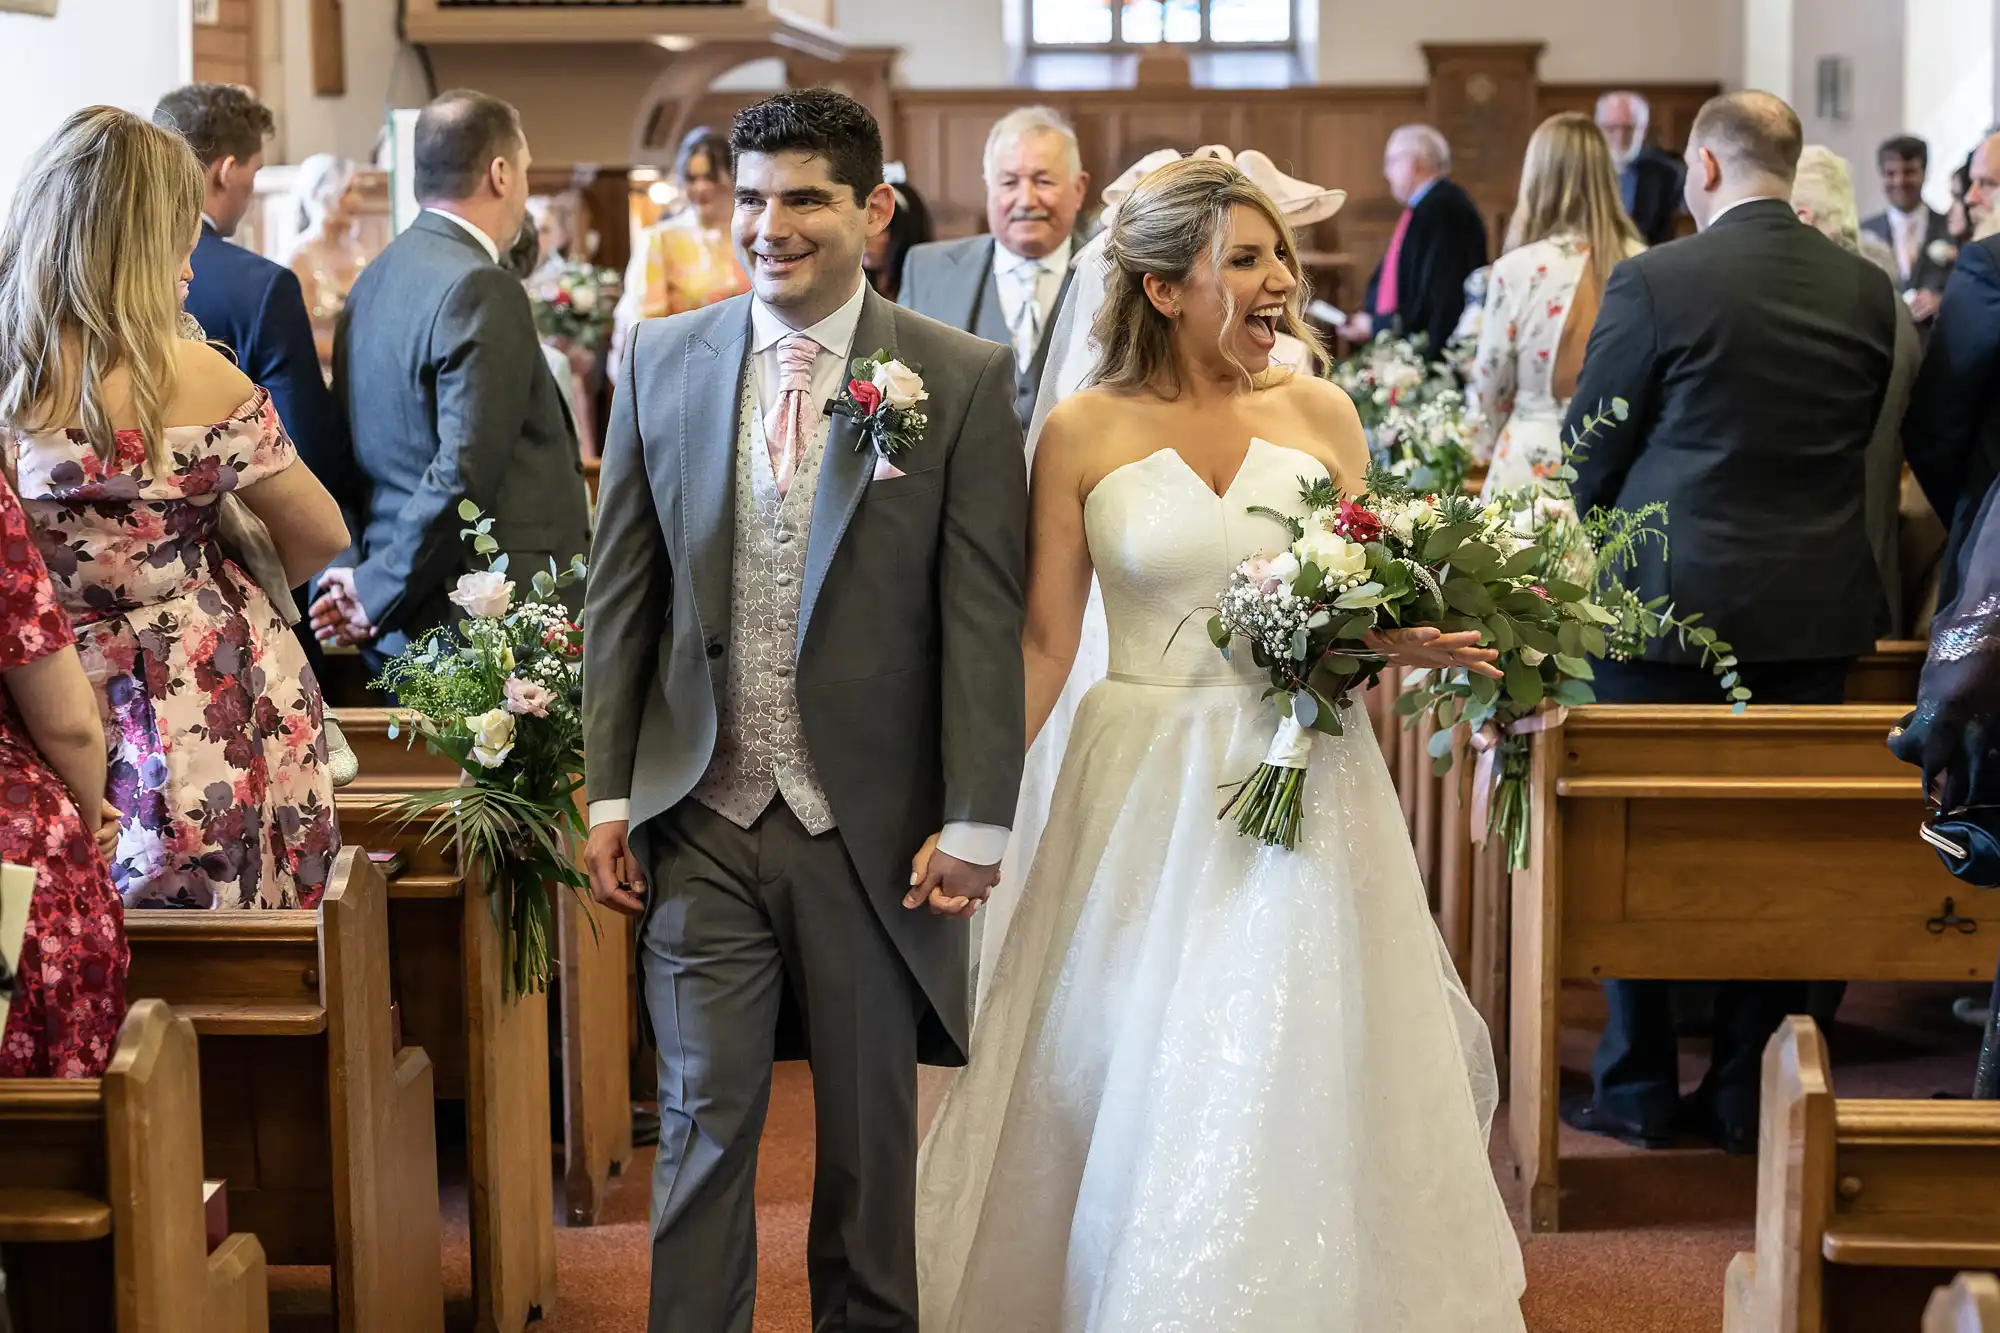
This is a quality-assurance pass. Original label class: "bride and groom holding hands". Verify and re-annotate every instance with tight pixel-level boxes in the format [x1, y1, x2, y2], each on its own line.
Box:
[582, 87, 1526, 1332]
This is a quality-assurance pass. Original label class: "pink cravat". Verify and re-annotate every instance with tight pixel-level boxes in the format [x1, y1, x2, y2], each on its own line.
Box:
[1376, 208, 1413, 317]
[764, 332, 820, 498]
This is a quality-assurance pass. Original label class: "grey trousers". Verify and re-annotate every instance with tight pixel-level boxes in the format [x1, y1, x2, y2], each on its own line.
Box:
[636, 799, 924, 1333]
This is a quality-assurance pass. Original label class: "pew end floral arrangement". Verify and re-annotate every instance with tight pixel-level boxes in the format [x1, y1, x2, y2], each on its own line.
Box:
[1378, 386, 1484, 499]
[1327, 332, 1457, 437]
[529, 259, 622, 350]
[1396, 399, 1745, 868]
[1205, 399, 1742, 856]
[371, 501, 589, 998]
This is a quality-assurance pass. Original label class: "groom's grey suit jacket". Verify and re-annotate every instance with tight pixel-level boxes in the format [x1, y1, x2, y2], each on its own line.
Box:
[583, 286, 1029, 1061]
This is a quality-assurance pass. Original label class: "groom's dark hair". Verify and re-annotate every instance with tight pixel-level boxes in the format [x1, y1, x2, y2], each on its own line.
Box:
[731, 88, 884, 205]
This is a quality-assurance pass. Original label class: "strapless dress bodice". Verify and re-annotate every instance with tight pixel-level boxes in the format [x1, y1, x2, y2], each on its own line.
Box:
[1083, 436, 1330, 687]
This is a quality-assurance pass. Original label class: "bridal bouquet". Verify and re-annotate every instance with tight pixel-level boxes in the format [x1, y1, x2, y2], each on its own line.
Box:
[1378, 387, 1484, 498]
[371, 501, 590, 998]
[1208, 472, 1618, 848]
[529, 259, 622, 349]
[1395, 399, 1745, 867]
[1327, 332, 1456, 436]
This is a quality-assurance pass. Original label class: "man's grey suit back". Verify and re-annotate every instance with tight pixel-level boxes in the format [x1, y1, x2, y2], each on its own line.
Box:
[583, 287, 1027, 1063]
[897, 233, 1071, 431]
[335, 211, 590, 651]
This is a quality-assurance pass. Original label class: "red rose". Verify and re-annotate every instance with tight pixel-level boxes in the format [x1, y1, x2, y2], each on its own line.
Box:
[847, 379, 883, 414]
[554, 291, 573, 308]
[1334, 499, 1383, 544]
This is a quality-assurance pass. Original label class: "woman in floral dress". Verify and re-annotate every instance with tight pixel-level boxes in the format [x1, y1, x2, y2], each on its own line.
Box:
[0, 480, 129, 1076]
[1471, 113, 1645, 496]
[0, 107, 352, 911]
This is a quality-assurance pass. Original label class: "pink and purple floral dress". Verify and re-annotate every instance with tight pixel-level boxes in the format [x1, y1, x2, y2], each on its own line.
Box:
[11, 390, 340, 910]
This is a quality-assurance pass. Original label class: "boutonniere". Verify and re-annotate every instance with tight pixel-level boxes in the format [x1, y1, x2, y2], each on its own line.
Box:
[828, 350, 929, 459]
[1928, 238, 1959, 267]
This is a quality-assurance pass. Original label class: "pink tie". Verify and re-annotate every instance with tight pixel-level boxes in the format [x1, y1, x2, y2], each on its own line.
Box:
[764, 332, 820, 499]
[1376, 208, 1413, 317]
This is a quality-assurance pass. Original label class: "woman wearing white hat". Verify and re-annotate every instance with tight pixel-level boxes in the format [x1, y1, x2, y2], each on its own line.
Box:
[913, 154, 1527, 1331]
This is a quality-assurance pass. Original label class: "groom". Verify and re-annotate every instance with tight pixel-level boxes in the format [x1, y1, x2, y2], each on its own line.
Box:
[581, 88, 1028, 1332]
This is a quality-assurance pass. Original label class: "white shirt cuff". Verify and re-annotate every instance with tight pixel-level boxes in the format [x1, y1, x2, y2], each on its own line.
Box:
[587, 799, 631, 829]
[936, 821, 1010, 867]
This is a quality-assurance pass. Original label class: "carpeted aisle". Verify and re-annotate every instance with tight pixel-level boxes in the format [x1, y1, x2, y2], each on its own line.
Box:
[267, 981, 1986, 1331]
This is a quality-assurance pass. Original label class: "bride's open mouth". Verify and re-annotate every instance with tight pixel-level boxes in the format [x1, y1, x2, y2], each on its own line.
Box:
[1245, 303, 1282, 351]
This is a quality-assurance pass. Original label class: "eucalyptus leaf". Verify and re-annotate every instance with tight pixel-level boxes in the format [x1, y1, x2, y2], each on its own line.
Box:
[1504, 659, 1543, 709]
[1443, 579, 1495, 615]
[1468, 670, 1500, 703]
[1557, 621, 1584, 657]
[1427, 727, 1456, 759]
[1553, 678, 1597, 706]
[457, 499, 481, 521]
[474, 534, 500, 555]
[1554, 654, 1594, 680]
[1499, 546, 1545, 579]
[1292, 690, 1319, 729]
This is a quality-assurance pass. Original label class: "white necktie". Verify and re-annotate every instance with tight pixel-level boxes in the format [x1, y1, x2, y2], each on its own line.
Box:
[1898, 214, 1919, 283]
[1010, 261, 1046, 372]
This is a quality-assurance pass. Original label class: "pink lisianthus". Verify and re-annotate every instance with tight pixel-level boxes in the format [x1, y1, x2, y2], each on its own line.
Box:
[504, 677, 557, 718]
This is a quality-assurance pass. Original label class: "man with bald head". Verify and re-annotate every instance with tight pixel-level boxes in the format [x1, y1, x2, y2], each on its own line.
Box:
[1597, 90, 1686, 244]
[1342, 123, 1488, 355]
[1563, 90, 1899, 1155]
[1905, 130, 2000, 617]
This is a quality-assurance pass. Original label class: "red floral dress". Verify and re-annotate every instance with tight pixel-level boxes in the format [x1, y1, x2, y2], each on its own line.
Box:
[12, 391, 339, 910]
[0, 482, 128, 1077]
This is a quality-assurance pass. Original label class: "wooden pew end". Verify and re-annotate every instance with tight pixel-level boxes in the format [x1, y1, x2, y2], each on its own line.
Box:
[1722, 1251, 1755, 1333]
[206, 1231, 271, 1333]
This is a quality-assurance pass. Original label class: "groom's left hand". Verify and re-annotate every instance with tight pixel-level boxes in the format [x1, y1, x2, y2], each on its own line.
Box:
[904, 834, 999, 918]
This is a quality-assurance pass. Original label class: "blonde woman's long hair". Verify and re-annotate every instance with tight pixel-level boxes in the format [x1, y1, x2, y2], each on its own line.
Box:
[1091, 156, 1323, 397]
[0, 106, 205, 476]
[1504, 112, 1644, 296]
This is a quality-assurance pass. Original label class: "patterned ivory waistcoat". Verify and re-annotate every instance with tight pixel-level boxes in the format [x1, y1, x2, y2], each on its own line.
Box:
[688, 372, 836, 834]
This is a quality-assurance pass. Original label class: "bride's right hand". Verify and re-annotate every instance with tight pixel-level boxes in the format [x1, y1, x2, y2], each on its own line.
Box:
[1363, 626, 1504, 678]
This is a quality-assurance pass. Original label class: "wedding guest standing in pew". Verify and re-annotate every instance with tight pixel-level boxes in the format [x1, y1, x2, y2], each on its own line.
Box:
[153, 85, 360, 677]
[1597, 90, 1687, 246]
[1904, 130, 2000, 623]
[313, 90, 590, 663]
[0, 107, 350, 910]
[1339, 124, 1489, 357]
[1560, 91, 1899, 1154]
[0, 480, 127, 1076]
[898, 106, 1089, 431]
[1469, 111, 1645, 495]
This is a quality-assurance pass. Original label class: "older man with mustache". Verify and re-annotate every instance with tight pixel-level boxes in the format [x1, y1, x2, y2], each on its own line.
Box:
[897, 106, 1090, 430]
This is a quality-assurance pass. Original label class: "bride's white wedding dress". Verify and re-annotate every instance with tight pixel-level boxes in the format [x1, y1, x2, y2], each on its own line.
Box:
[915, 436, 1526, 1332]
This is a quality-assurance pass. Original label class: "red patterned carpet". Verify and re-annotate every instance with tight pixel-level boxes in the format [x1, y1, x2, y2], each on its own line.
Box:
[265, 980, 1987, 1332]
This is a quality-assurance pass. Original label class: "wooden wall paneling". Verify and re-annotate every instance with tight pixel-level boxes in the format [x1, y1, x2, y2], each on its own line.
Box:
[1424, 44, 1546, 248]
[1537, 82, 1719, 155]
[311, 0, 346, 96]
[192, 0, 258, 89]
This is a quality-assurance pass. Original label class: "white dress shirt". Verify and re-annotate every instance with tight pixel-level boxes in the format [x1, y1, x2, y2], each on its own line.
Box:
[1884, 203, 1926, 283]
[587, 275, 1011, 867]
[423, 205, 501, 263]
[1706, 195, 1789, 229]
[993, 236, 1071, 369]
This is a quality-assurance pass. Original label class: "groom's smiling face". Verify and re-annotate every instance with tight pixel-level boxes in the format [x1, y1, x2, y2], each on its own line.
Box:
[734, 149, 893, 326]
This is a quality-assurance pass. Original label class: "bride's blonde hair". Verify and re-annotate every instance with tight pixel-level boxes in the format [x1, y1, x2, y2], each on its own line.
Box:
[1090, 156, 1323, 397]
[0, 106, 204, 476]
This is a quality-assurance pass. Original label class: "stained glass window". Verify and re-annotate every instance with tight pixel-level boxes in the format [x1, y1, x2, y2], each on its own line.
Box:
[1030, 0, 1291, 47]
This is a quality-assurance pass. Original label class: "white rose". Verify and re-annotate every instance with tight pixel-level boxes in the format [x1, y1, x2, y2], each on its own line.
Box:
[569, 284, 597, 314]
[450, 571, 514, 620]
[467, 707, 517, 769]
[1294, 529, 1368, 581]
[1268, 551, 1302, 585]
[871, 360, 929, 410]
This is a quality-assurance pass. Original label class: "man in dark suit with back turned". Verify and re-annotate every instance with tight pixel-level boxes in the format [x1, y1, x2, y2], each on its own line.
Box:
[896, 105, 1088, 432]
[1340, 123, 1488, 358]
[311, 90, 589, 661]
[1561, 90, 1898, 1154]
[153, 84, 357, 665]
[1903, 130, 2000, 619]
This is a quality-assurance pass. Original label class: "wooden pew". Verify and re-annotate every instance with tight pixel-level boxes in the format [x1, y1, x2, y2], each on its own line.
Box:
[0, 999, 268, 1333]
[124, 848, 444, 1333]
[339, 706, 634, 1228]
[1722, 1017, 2000, 1333]
[1509, 706, 1984, 1233]
[1928, 1274, 2000, 1333]
[1845, 640, 1927, 703]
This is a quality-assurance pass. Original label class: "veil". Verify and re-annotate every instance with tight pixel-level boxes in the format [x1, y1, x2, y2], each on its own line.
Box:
[969, 146, 1346, 1013]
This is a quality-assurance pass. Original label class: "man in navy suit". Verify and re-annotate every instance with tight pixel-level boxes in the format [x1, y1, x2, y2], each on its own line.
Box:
[154, 85, 358, 665]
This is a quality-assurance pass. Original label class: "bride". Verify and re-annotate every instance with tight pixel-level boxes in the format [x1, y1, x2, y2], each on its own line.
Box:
[911, 156, 1528, 1330]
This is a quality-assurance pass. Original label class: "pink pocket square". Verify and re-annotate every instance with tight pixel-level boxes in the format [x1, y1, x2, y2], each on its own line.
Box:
[871, 457, 906, 482]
